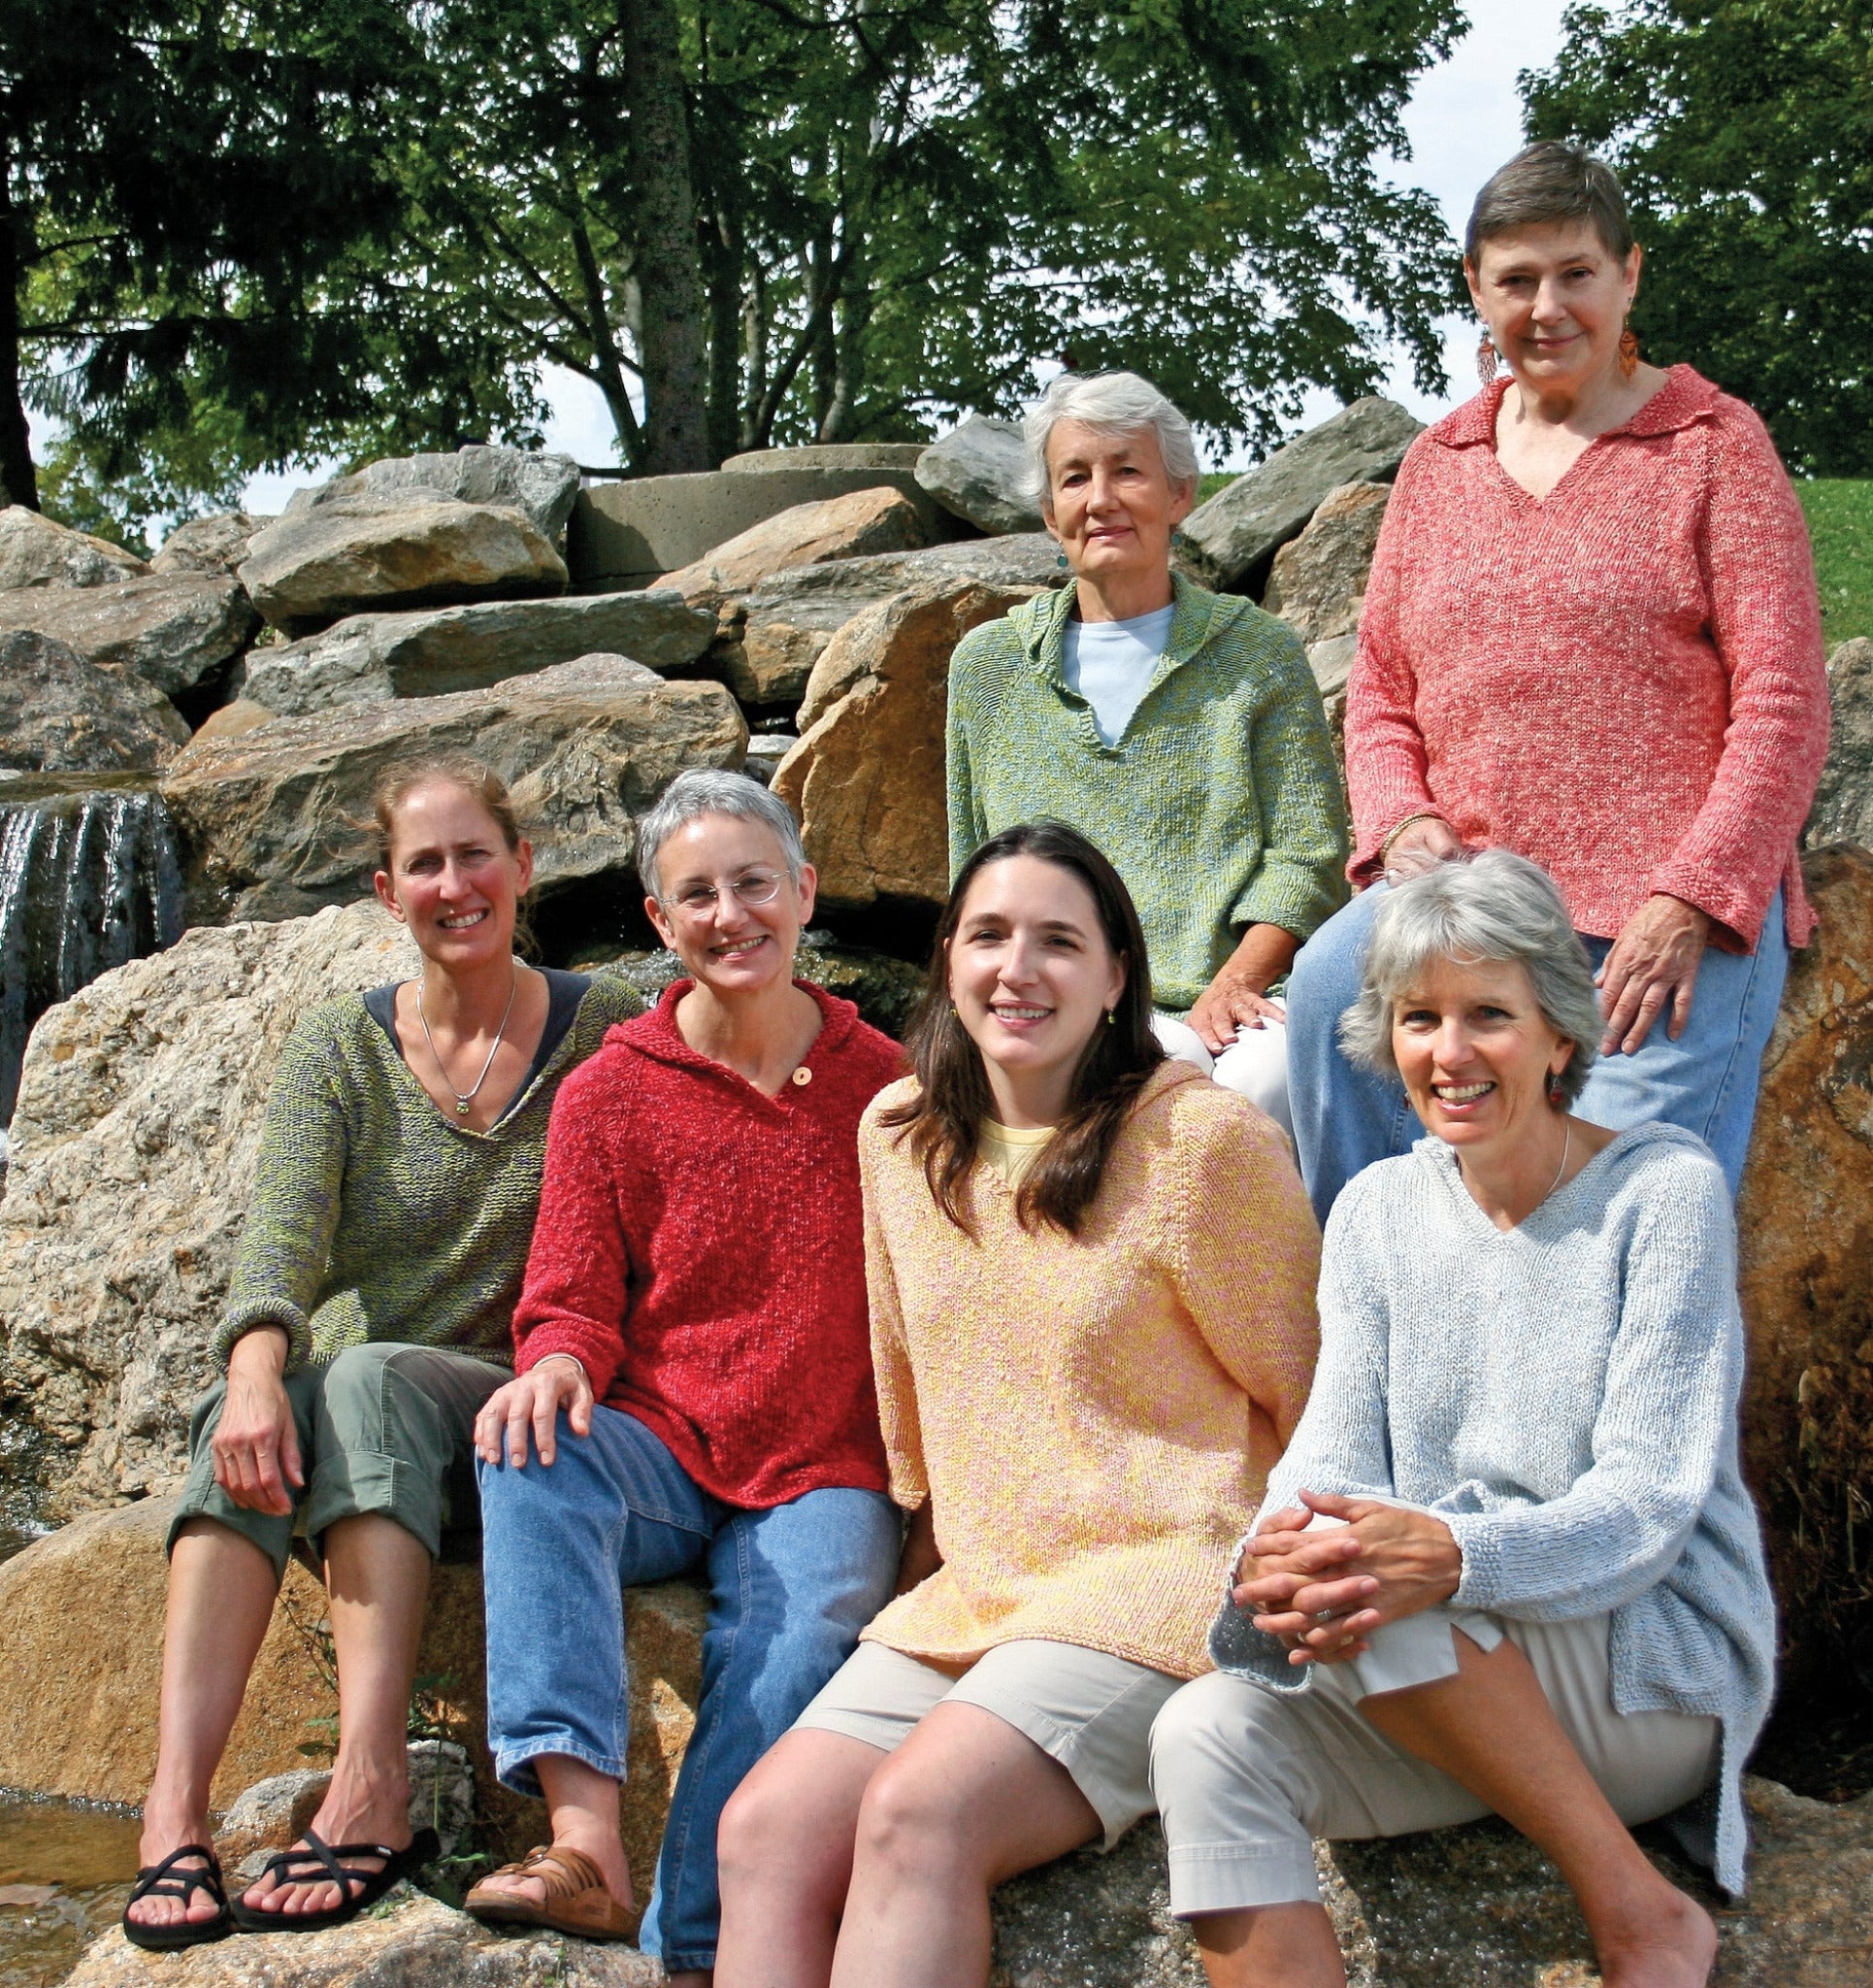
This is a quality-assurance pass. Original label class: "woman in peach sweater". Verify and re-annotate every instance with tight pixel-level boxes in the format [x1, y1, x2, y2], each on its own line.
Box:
[714, 820, 1320, 1988]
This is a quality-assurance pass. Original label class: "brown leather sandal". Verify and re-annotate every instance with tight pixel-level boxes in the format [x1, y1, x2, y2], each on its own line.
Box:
[464, 1843, 640, 1942]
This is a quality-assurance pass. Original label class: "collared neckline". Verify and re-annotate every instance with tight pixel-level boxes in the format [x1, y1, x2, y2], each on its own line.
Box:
[1427, 363, 1723, 452]
[621, 977, 857, 1097]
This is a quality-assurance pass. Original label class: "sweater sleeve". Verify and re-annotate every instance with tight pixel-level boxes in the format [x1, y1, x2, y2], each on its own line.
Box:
[1229, 630, 1352, 942]
[1343, 450, 1445, 884]
[860, 1121, 928, 1510]
[1647, 403, 1830, 947]
[510, 1071, 633, 1397]
[1446, 1159, 1742, 1620]
[945, 631, 993, 879]
[214, 1010, 350, 1373]
[1169, 1098, 1320, 1444]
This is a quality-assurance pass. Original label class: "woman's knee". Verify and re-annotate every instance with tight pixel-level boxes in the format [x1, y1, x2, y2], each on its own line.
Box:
[853, 1749, 975, 1874]
[1149, 1673, 1282, 1800]
[718, 1744, 856, 1905]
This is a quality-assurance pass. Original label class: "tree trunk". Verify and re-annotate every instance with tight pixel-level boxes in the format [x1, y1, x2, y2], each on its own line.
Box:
[704, 205, 742, 468]
[0, 178, 40, 511]
[620, 0, 710, 475]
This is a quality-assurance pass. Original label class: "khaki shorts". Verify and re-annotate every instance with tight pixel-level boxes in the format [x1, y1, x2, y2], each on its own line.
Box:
[795, 1637, 1183, 1848]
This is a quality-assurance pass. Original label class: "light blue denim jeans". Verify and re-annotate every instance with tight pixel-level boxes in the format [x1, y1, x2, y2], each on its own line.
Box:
[1286, 882, 1790, 1225]
[477, 1404, 901, 1971]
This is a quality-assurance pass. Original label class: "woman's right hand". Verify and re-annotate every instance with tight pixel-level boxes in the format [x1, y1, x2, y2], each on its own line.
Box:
[474, 1355, 593, 1470]
[1383, 816, 1467, 880]
[212, 1327, 303, 1515]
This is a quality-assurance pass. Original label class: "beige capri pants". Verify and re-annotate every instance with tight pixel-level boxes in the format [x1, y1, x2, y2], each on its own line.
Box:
[796, 1638, 1184, 1849]
[1148, 1606, 1721, 1918]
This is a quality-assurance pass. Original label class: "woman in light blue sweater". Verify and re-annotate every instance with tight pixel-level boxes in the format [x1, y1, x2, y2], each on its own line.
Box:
[1149, 850, 1773, 1988]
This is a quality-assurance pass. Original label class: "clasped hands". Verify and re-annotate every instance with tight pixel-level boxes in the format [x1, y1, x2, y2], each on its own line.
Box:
[1233, 1488, 1462, 1668]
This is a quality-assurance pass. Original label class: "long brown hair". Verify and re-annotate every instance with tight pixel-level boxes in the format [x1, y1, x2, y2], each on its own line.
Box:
[881, 821, 1165, 1237]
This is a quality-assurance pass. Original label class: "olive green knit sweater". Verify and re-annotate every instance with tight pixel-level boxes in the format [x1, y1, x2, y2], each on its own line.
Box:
[213, 973, 641, 1372]
[946, 575, 1349, 1012]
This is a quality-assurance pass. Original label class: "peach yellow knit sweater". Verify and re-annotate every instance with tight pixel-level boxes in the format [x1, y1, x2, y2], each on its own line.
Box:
[856, 1063, 1320, 1679]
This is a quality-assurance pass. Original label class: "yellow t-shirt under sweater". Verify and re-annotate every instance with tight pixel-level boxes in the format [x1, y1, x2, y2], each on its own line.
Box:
[977, 1118, 1054, 1189]
[857, 1062, 1321, 1679]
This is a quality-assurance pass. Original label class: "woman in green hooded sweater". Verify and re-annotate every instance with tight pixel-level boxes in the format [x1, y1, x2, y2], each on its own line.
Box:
[945, 372, 1348, 1138]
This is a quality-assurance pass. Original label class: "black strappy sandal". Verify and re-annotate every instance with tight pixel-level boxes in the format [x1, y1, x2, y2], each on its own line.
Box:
[228, 1826, 439, 1935]
[122, 1843, 234, 1951]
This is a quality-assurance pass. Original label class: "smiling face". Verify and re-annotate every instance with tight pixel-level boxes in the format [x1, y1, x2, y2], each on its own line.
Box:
[373, 779, 533, 970]
[1466, 221, 1642, 400]
[644, 812, 815, 1000]
[1391, 954, 1576, 1156]
[1041, 418, 1194, 588]
[946, 852, 1127, 1118]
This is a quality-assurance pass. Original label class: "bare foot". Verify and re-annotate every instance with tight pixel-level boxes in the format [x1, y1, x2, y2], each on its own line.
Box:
[239, 1768, 411, 1920]
[1595, 1884, 1719, 1988]
[126, 1809, 224, 1935]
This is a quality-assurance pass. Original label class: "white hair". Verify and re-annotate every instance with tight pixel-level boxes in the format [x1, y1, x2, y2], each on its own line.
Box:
[1021, 372, 1200, 508]
[1337, 850, 1602, 1106]
[636, 767, 806, 901]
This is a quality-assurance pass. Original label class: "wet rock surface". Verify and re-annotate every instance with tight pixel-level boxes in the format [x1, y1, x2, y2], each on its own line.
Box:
[0, 507, 148, 590]
[0, 629, 190, 774]
[0, 572, 260, 697]
[915, 414, 1044, 535]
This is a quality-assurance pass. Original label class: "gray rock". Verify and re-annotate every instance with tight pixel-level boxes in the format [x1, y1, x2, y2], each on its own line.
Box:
[238, 498, 569, 633]
[1264, 481, 1391, 646]
[1805, 637, 1873, 849]
[742, 733, 797, 786]
[915, 415, 1045, 535]
[242, 590, 715, 715]
[0, 572, 260, 696]
[721, 444, 928, 474]
[162, 654, 745, 913]
[150, 512, 275, 578]
[0, 506, 148, 590]
[288, 445, 581, 543]
[0, 629, 189, 774]
[1177, 398, 1423, 594]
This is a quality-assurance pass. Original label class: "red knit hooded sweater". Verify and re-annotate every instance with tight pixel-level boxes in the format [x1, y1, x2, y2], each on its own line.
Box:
[512, 979, 902, 1508]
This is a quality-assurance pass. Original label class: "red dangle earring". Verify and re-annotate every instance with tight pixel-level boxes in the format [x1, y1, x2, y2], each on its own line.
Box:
[1548, 1070, 1566, 1108]
[1476, 329, 1500, 384]
[1618, 318, 1640, 381]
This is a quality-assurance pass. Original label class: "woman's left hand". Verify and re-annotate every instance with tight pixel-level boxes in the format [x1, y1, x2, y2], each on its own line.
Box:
[1233, 1489, 1462, 1666]
[1188, 923, 1299, 1053]
[1595, 893, 1712, 1054]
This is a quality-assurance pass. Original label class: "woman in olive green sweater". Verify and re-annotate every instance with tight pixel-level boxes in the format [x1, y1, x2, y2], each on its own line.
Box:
[124, 757, 639, 1951]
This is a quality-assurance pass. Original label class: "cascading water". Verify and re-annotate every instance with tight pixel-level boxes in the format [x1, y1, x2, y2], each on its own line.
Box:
[0, 780, 185, 1127]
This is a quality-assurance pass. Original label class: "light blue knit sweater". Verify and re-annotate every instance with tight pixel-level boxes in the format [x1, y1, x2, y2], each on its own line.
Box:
[1209, 1123, 1775, 1895]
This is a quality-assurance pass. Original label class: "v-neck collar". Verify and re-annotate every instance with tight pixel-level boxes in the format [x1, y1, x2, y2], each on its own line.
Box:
[1415, 1120, 1688, 1240]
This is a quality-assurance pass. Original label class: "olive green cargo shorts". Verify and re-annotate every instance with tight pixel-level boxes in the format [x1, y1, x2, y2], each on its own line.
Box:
[168, 1341, 509, 1576]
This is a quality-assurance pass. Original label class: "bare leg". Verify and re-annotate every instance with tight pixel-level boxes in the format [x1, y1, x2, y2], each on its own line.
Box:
[470, 1752, 634, 1909]
[128, 1520, 279, 1932]
[1361, 1636, 1716, 1988]
[241, 1514, 431, 1917]
[828, 1704, 1101, 1988]
[1189, 1902, 1347, 1988]
[716, 1729, 890, 1988]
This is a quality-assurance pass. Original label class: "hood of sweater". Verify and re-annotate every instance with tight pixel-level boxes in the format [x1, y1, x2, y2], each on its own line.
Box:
[1004, 571, 1265, 692]
[610, 977, 862, 1087]
[1427, 362, 1724, 454]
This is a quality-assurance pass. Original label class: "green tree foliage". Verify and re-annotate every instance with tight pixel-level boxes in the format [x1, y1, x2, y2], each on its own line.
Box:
[1524, 1, 1873, 476]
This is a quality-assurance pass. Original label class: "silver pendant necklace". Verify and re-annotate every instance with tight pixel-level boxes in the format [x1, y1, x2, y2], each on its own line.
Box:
[418, 964, 518, 1118]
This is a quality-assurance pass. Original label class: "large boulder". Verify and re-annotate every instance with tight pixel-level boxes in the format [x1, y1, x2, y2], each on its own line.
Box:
[1177, 398, 1422, 595]
[150, 512, 276, 578]
[1805, 637, 1873, 850]
[915, 415, 1045, 535]
[772, 580, 1040, 910]
[162, 655, 745, 917]
[0, 572, 260, 696]
[1736, 844, 1873, 1679]
[242, 590, 715, 717]
[238, 499, 569, 634]
[726, 533, 1064, 707]
[659, 487, 929, 612]
[1263, 480, 1392, 714]
[0, 506, 148, 589]
[288, 446, 582, 544]
[720, 444, 928, 474]
[0, 628, 189, 774]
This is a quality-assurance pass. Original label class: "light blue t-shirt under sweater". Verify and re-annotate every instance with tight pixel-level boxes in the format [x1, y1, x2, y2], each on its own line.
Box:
[1061, 603, 1176, 746]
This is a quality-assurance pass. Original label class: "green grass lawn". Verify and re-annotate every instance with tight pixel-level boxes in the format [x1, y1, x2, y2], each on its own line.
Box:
[1798, 479, 1873, 650]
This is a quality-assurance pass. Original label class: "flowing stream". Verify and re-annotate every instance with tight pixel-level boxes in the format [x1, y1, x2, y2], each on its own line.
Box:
[0, 779, 184, 1129]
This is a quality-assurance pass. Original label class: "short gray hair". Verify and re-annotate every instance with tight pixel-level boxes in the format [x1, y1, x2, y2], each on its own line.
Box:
[1337, 850, 1601, 1105]
[636, 767, 806, 901]
[1022, 372, 1200, 508]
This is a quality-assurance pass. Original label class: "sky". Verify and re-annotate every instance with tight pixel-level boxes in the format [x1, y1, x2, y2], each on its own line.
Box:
[223, 0, 1573, 509]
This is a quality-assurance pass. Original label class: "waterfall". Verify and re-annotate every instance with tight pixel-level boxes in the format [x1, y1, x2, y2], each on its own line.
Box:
[0, 782, 185, 1126]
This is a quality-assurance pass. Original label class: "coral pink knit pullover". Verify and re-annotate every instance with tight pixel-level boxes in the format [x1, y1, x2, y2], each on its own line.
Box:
[510, 980, 903, 1508]
[1345, 365, 1828, 949]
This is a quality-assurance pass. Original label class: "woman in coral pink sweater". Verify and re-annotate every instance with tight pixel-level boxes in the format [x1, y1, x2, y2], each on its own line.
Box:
[1287, 141, 1829, 1221]
[464, 770, 904, 1979]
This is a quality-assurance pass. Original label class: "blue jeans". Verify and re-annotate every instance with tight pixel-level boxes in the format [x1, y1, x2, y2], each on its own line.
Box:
[478, 1406, 900, 1971]
[1286, 884, 1790, 1225]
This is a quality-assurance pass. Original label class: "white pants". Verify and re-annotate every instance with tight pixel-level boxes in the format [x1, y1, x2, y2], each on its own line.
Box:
[1154, 1012, 1293, 1138]
[1148, 1608, 1720, 1918]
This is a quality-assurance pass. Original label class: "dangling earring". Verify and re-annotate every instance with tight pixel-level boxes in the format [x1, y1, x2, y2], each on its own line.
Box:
[1548, 1069, 1566, 1108]
[1476, 330, 1499, 384]
[1104, 1008, 1116, 1027]
[1618, 318, 1640, 381]
[1056, 550, 1069, 570]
